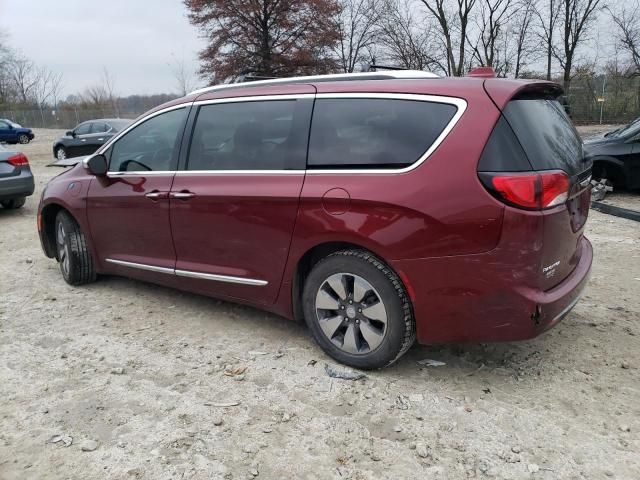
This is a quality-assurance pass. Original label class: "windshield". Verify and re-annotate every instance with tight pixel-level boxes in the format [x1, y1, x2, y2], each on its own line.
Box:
[612, 117, 640, 137]
[8, 121, 21, 128]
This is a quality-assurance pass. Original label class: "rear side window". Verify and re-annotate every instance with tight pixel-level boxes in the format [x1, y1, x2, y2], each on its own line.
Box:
[91, 122, 108, 134]
[477, 116, 532, 172]
[187, 100, 306, 170]
[308, 98, 457, 169]
[75, 123, 91, 135]
[502, 99, 585, 175]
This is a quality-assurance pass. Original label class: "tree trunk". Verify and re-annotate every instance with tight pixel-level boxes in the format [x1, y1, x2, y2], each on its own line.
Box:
[563, 58, 572, 93]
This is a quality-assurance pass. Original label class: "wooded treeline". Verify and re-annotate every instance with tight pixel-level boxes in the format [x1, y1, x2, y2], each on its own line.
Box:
[184, 0, 640, 123]
[1, 0, 640, 126]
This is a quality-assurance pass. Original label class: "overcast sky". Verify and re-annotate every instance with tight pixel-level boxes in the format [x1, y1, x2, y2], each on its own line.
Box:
[0, 0, 206, 97]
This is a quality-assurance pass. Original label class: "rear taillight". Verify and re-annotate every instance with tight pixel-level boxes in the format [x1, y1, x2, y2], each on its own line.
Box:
[480, 170, 570, 210]
[7, 153, 29, 167]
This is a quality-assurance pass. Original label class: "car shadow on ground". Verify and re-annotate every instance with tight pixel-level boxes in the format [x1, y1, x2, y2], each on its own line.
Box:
[93, 273, 568, 386]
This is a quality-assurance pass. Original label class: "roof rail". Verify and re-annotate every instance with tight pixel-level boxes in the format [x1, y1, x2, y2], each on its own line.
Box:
[366, 64, 409, 71]
[188, 70, 439, 96]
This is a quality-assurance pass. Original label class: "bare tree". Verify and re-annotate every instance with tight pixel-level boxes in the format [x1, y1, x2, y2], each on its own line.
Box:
[334, 0, 382, 72]
[511, 0, 538, 78]
[8, 54, 39, 104]
[420, 0, 477, 76]
[32, 67, 64, 124]
[83, 85, 109, 112]
[554, 0, 603, 91]
[102, 68, 119, 116]
[469, 0, 516, 75]
[169, 54, 196, 96]
[377, 0, 448, 73]
[534, 0, 561, 80]
[609, 3, 640, 74]
[0, 33, 14, 105]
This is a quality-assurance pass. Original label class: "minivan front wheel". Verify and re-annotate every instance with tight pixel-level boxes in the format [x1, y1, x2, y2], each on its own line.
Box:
[18, 134, 30, 144]
[303, 250, 415, 369]
[54, 210, 96, 285]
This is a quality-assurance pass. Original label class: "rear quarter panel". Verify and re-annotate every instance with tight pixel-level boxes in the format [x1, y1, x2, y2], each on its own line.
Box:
[279, 79, 506, 316]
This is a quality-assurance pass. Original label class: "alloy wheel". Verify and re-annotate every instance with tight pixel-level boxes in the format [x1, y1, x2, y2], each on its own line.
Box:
[56, 221, 70, 277]
[56, 148, 66, 160]
[315, 273, 388, 355]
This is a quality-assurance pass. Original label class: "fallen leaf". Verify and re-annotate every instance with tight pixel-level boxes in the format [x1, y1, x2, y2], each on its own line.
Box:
[224, 366, 248, 377]
[205, 401, 240, 407]
[417, 359, 446, 367]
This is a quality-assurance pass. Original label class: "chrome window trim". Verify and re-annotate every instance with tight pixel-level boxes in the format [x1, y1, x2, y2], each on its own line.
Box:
[92, 92, 466, 176]
[175, 170, 304, 176]
[105, 258, 268, 286]
[193, 93, 314, 106]
[106, 171, 174, 177]
[305, 93, 467, 175]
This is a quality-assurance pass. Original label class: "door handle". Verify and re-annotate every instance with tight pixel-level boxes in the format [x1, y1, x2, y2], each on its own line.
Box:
[170, 191, 196, 200]
[145, 190, 169, 200]
[97, 138, 104, 141]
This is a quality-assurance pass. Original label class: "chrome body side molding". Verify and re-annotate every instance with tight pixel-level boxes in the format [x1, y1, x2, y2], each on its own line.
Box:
[105, 258, 268, 286]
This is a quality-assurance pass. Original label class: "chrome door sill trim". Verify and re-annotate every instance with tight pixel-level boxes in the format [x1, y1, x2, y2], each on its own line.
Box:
[105, 258, 174, 274]
[105, 258, 267, 286]
[175, 269, 268, 286]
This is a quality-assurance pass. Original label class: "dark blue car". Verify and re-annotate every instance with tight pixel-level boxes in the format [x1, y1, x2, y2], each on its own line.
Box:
[0, 119, 34, 144]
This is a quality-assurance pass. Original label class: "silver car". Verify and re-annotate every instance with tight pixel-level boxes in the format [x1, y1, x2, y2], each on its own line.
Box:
[0, 144, 34, 209]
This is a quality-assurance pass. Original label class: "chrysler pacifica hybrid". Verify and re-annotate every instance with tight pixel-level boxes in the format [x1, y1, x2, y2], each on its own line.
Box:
[38, 71, 593, 369]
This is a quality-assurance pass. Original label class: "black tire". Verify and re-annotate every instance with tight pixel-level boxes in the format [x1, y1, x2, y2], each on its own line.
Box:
[302, 250, 415, 369]
[18, 134, 30, 144]
[55, 146, 66, 161]
[1, 197, 26, 209]
[54, 210, 96, 285]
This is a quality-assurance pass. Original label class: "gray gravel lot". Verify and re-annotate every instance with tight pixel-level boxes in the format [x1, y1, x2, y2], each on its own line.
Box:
[0, 128, 639, 480]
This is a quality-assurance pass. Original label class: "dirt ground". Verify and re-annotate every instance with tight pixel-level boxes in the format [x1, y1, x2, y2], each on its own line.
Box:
[1, 128, 638, 480]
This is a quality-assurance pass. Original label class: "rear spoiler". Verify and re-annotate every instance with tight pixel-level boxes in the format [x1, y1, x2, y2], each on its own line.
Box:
[48, 156, 87, 168]
[484, 79, 563, 110]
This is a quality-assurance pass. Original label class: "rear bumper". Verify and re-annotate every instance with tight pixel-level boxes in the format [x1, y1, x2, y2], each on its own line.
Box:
[392, 236, 593, 344]
[515, 236, 592, 337]
[0, 168, 35, 200]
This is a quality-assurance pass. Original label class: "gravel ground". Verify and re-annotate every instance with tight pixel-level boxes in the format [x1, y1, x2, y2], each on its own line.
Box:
[1, 129, 639, 480]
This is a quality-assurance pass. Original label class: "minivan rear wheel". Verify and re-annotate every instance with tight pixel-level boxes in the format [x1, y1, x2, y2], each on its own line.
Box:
[55, 210, 96, 285]
[302, 250, 415, 369]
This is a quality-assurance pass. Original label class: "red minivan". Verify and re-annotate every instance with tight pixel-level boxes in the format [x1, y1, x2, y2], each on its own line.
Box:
[38, 71, 593, 369]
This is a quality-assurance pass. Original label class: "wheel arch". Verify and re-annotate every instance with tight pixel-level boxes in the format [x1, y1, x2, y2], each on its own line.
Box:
[591, 156, 627, 187]
[40, 203, 75, 258]
[290, 241, 411, 323]
[52, 142, 64, 156]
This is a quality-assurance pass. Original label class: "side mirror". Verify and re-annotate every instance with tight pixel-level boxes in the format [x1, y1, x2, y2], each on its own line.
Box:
[86, 154, 108, 176]
[66, 130, 76, 137]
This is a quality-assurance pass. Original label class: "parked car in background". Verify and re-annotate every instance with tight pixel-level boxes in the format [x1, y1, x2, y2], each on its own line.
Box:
[584, 118, 640, 190]
[0, 119, 35, 144]
[0, 144, 34, 209]
[38, 71, 593, 369]
[52, 119, 132, 160]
